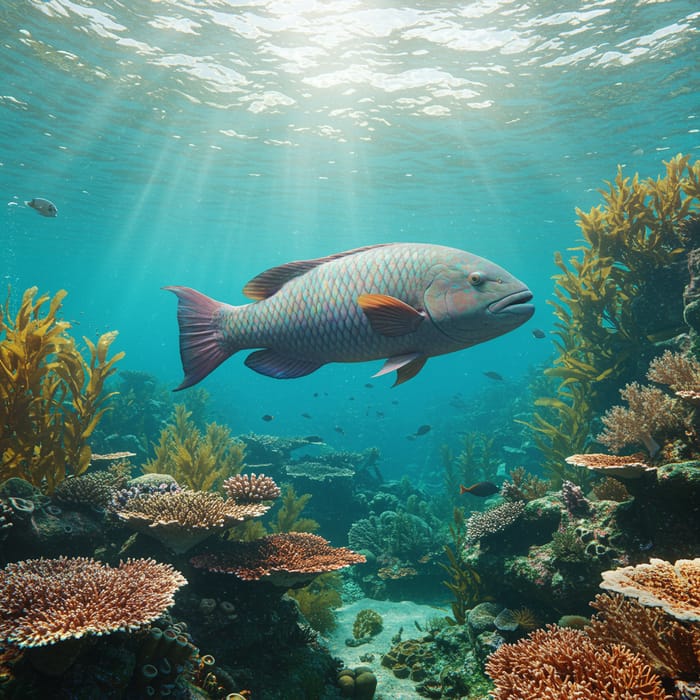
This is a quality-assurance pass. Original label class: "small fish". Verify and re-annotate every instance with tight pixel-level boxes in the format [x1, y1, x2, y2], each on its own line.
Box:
[25, 198, 58, 217]
[334, 426, 345, 434]
[301, 412, 312, 419]
[532, 328, 546, 339]
[304, 435, 325, 443]
[166, 243, 534, 390]
[391, 400, 399, 405]
[261, 414, 274, 422]
[364, 383, 374, 388]
[484, 371, 504, 381]
[414, 424, 431, 436]
[460, 481, 500, 497]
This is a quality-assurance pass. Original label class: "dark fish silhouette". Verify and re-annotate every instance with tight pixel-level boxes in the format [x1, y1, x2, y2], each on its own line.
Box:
[25, 197, 57, 217]
[261, 414, 274, 422]
[334, 426, 345, 435]
[301, 412, 312, 419]
[484, 371, 504, 381]
[532, 328, 546, 339]
[414, 424, 431, 436]
[460, 481, 500, 497]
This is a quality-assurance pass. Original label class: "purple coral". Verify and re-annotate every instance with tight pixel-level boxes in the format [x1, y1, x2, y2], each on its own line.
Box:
[561, 480, 590, 516]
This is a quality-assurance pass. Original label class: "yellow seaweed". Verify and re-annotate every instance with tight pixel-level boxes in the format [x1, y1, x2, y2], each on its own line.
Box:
[0, 287, 123, 491]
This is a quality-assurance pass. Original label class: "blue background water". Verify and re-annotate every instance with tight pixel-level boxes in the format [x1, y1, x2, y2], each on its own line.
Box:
[1, 0, 698, 481]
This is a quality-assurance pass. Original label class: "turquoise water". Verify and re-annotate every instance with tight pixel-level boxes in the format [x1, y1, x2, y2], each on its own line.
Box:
[1, 0, 698, 478]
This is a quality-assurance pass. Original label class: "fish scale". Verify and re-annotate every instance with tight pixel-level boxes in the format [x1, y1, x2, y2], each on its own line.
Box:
[166, 242, 534, 389]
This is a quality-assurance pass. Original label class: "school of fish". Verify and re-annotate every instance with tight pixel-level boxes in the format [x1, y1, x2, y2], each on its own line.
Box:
[166, 243, 534, 390]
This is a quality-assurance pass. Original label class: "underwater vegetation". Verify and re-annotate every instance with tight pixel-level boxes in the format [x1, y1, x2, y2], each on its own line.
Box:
[142, 404, 246, 492]
[0, 287, 123, 492]
[525, 154, 700, 485]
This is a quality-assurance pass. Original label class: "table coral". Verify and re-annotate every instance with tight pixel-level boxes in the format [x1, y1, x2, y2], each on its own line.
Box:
[190, 532, 365, 587]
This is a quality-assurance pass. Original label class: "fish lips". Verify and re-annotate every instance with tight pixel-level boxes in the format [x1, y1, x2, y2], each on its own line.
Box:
[488, 289, 534, 318]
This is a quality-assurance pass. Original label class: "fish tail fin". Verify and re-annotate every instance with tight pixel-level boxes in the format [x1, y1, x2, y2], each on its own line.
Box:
[459, 484, 468, 494]
[164, 286, 235, 391]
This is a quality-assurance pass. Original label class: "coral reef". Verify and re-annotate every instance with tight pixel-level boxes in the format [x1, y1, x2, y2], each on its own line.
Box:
[352, 609, 383, 640]
[116, 489, 270, 553]
[486, 625, 669, 699]
[288, 572, 342, 634]
[464, 501, 524, 545]
[222, 473, 280, 503]
[525, 154, 700, 482]
[142, 404, 246, 491]
[190, 532, 366, 588]
[0, 287, 123, 491]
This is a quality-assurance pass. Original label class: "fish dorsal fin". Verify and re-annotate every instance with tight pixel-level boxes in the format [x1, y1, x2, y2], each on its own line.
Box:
[243, 244, 394, 300]
[357, 294, 425, 336]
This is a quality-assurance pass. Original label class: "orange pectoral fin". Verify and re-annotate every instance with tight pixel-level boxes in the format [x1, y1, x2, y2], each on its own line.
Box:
[357, 294, 425, 336]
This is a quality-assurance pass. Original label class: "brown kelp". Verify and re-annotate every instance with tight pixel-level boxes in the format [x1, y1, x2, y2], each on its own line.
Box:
[525, 154, 700, 484]
[0, 287, 123, 491]
[142, 404, 245, 491]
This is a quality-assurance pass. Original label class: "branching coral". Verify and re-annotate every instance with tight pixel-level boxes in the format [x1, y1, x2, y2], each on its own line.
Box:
[464, 501, 524, 546]
[0, 287, 123, 491]
[525, 154, 700, 481]
[589, 593, 700, 679]
[486, 625, 670, 699]
[222, 473, 280, 503]
[596, 383, 684, 457]
[142, 404, 245, 491]
[0, 556, 186, 647]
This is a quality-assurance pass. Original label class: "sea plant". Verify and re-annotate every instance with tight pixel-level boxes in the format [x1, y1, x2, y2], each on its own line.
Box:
[524, 154, 700, 484]
[142, 404, 245, 491]
[0, 287, 123, 491]
[288, 572, 342, 633]
[269, 484, 319, 533]
[439, 507, 487, 625]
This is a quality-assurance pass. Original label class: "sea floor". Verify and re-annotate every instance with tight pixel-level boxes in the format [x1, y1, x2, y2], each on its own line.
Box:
[325, 598, 447, 700]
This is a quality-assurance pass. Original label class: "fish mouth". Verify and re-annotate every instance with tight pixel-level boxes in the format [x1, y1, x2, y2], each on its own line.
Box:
[488, 290, 534, 315]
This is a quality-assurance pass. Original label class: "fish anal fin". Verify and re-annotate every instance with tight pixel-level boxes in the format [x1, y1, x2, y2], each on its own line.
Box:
[372, 352, 427, 386]
[357, 294, 425, 336]
[245, 349, 324, 379]
[394, 355, 427, 386]
[243, 244, 394, 300]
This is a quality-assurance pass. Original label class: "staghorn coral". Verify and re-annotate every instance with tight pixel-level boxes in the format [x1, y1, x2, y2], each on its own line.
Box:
[0, 287, 123, 492]
[142, 404, 245, 492]
[190, 532, 366, 588]
[222, 473, 280, 503]
[589, 593, 700, 679]
[501, 466, 549, 502]
[486, 625, 671, 699]
[116, 489, 269, 553]
[0, 556, 186, 647]
[599, 557, 700, 623]
[596, 383, 683, 457]
[647, 349, 700, 392]
[464, 501, 524, 546]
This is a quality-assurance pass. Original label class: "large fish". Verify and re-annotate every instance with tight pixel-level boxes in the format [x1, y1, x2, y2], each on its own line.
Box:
[166, 243, 534, 390]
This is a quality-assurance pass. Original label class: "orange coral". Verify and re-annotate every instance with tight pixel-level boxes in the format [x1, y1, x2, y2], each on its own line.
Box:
[565, 452, 653, 479]
[116, 490, 269, 553]
[589, 593, 700, 679]
[190, 532, 366, 587]
[0, 557, 186, 647]
[599, 558, 700, 623]
[486, 625, 670, 700]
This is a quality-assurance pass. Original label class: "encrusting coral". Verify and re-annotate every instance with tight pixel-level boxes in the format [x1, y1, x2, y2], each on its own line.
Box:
[0, 287, 123, 491]
[115, 489, 270, 553]
[0, 556, 186, 647]
[486, 625, 670, 699]
[142, 404, 245, 491]
[190, 532, 366, 588]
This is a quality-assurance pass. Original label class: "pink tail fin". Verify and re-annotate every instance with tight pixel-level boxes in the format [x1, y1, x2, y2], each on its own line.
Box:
[164, 286, 234, 391]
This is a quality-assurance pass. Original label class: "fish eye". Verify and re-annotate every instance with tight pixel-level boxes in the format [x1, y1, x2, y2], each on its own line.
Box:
[468, 271, 484, 286]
